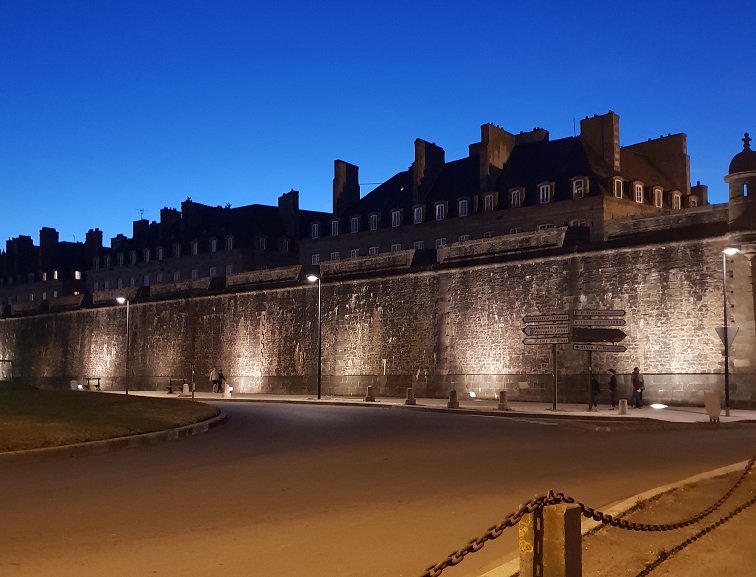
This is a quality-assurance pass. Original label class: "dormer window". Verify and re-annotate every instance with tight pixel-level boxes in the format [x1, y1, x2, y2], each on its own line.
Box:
[613, 178, 624, 198]
[350, 216, 359, 233]
[391, 210, 402, 227]
[104, 255, 111, 268]
[129, 251, 137, 264]
[331, 220, 339, 236]
[634, 182, 644, 203]
[672, 192, 682, 210]
[226, 236, 234, 250]
[510, 188, 522, 207]
[435, 202, 445, 221]
[653, 187, 663, 208]
[311, 223, 320, 239]
[688, 196, 698, 208]
[413, 206, 423, 224]
[118, 253, 124, 266]
[258, 236, 267, 250]
[210, 239, 217, 253]
[143, 248, 151, 263]
[572, 178, 586, 198]
[171, 244, 179, 259]
[458, 199, 469, 217]
[191, 241, 199, 255]
[369, 213, 379, 231]
[539, 183, 552, 204]
[483, 193, 495, 211]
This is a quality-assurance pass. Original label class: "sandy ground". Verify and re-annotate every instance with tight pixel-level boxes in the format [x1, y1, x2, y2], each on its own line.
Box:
[581, 467, 756, 577]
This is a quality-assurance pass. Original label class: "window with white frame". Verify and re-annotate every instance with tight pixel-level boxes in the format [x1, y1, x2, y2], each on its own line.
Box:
[484, 193, 495, 211]
[391, 210, 401, 227]
[672, 193, 681, 209]
[74, 270, 81, 280]
[510, 188, 522, 207]
[258, 237, 267, 250]
[42, 272, 47, 281]
[654, 188, 663, 208]
[435, 237, 446, 248]
[350, 216, 359, 233]
[573, 179, 585, 198]
[210, 239, 217, 253]
[279, 238, 289, 252]
[614, 178, 623, 198]
[458, 199, 469, 217]
[191, 269, 198, 279]
[143, 274, 150, 286]
[538, 223, 555, 230]
[311, 254, 320, 265]
[413, 240, 424, 249]
[634, 183, 644, 203]
[209, 266, 217, 277]
[568, 218, 587, 227]
[539, 183, 551, 204]
[172, 244, 179, 258]
[226, 236, 234, 251]
[458, 234, 470, 242]
[172, 271, 181, 282]
[118, 253, 124, 266]
[350, 249, 360, 258]
[391, 243, 402, 252]
[225, 264, 233, 275]
[311, 223, 319, 239]
[94, 258, 100, 271]
[483, 231, 495, 238]
[53, 290, 58, 298]
[369, 214, 378, 231]
[413, 206, 423, 224]
[689, 196, 698, 207]
[191, 241, 198, 256]
[368, 246, 379, 256]
[53, 270, 58, 280]
[130, 251, 137, 264]
[330, 251, 340, 260]
[331, 220, 339, 236]
[435, 203, 445, 221]
[129, 277, 136, 287]
[104, 255, 111, 268]
[143, 249, 150, 262]
[104, 280, 110, 290]
[510, 228, 521, 234]
[157, 246, 164, 260]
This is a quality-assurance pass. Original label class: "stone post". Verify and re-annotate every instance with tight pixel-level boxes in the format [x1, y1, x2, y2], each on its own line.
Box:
[405, 387, 417, 405]
[498, 390, 511, 410]
[519, 504, 582, 577]
[448, 390, 459, 408]
[364, 385, 376, 402]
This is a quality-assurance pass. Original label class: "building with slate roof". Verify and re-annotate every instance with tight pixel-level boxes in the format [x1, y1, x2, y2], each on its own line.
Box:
[300, 111, 708, 266]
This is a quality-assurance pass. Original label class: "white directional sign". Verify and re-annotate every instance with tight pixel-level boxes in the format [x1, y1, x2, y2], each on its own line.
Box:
[522, 337, 570, 345]
[522, 314, 569, 324]
[573, 318, 626, 327]
[573, 343, 627, 353]
[523, 324, 570, 336]
[573, 309, 626, 317]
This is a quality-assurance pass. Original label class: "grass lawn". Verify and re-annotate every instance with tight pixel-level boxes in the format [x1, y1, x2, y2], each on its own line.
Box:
[0, 383, 219, 452]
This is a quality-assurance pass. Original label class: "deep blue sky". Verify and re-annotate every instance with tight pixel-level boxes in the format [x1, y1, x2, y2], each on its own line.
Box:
[2, 1, 754, 246]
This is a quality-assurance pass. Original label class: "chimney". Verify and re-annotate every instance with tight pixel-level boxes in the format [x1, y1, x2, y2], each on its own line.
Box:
[477, 124, 515, 192]
[412, 139, 445, 204]
[580, 111, 621, 172]
[333, 160, 360, 218]
[278, 189, 300, 239]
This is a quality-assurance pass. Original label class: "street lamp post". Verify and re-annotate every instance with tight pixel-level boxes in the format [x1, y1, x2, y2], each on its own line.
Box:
[722, 247, 740, 417]
[307, 274, 322, 400]
[116, 296, 130, 395]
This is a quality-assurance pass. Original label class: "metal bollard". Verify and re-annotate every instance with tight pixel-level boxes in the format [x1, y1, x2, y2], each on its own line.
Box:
[405, 387, 417, 405]
[448, 389, 459, 409]
[520, 504, 582, 577]
[618, 399, 628, 415]
[498, 390, 511, 410]
[364, 385, 376, 402]
[223, 383, 231, 398]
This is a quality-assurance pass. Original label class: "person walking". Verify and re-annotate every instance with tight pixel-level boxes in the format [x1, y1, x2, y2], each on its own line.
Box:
[590, 375, 601, 409]
[608, 368, 618, 410]
[209, 367, 220, 393]
[631, 366, 644, 408]
[218, 368, 226, 395]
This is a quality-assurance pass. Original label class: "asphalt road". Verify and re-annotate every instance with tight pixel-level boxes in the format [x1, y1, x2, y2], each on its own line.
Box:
[1, 402, 753, 577]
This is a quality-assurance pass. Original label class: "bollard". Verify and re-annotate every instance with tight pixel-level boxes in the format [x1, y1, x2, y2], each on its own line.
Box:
[405, 387, 417, 405]
[498, 390, 511, 410]
[520, 503, 582, 577]
[223, 383, 231, 398]
[448, 389, 459, 409]
[182, 383, 190, 395]
[618, 399, 628, 415]
[364, 385, 376, 402]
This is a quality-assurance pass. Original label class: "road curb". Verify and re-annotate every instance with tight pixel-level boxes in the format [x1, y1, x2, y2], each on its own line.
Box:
[0, 410, 227, 464]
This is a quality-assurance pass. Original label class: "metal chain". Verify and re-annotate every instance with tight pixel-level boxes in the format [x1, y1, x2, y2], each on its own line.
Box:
[420, 456, 754, 577]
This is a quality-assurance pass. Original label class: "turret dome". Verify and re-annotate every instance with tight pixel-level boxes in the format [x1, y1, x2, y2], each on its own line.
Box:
[729, 133, 756, 174]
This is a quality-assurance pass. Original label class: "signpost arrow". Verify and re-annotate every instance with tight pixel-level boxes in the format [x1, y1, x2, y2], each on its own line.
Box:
[573, 343, 627, 353]
[573, 318, 626, 327]
[572, 327, 627, 343]
[522, 337, 570, 345]
[523, 324, 570, 336]
[573, 309, 626, 317]
[522, 314, 570, 324]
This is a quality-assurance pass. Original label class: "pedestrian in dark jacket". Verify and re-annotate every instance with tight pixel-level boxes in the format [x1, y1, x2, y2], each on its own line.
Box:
[608, 369, 618, 409]
[590, 376, 600, 409]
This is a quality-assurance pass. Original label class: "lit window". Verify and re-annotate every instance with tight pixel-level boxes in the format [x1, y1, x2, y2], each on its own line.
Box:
[191, 269, 198, 279]
[654, 188, 663, 208]
[226, 236, 234, 250]
[74, 270, 81, 280]
[209, 266, 217, 277]
[42, 272, 47, 281]
[258, 237, 267, 250]
[331, 220, 339, 237]
[368, 246, 379, 255]
[435, 238, 446, 248]
[191, 241, 198, 256]
[511, 189, 522, 207]
[369, 214, 378, 231]
[391, 210, 401, 227]
[484, 194, 494, 211]
[634, 183, 644, 203]
[143, 274, 150, 286]
[614, 178, 623, 198]
[53, 290, 58, 298]
[144, 249, 150, 262]
[210, 239, 217, 253]
[573, 179, 585, 198]
[311, 254, 320, 265]
[413, 240, 424, 249]
[458, 234, 470, 242]
[53, 270, 58, 280]
[225, 264, 233, 275]
[539, 184, 551, 204]
[435, 203, 445, 221]
[458, 199, 469, 217]
[538, 223, 555, 230]
[351, 249, 360, 258]
[350, 216, 359, 233]
[391, 243, 402, 252]
[29, 293, 34, 302]
[312, 223, 320, 239]
[413, 207, 423, 224]
[330, 251, 341, 260]
[568, 219, 587, 227]
[672, 194, 681, 209]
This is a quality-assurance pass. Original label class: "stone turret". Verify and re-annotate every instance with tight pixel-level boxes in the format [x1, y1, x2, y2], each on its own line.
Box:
[725, 132, 756, 259]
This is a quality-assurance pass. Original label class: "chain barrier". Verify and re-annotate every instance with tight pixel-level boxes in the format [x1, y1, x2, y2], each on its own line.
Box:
[420, 456, 754, 577]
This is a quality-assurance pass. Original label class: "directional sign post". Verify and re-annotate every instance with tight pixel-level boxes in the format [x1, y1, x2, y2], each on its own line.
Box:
[573, 343, 628, 353]
[573, 309, 626, 317]
[523, 324, 570, 337]
[522, 337, 570, 345]
[522, 312, 570, 411]
[572, 327, 627, 343]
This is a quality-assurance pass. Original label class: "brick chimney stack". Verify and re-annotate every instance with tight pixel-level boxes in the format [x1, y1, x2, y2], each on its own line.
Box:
[412, 139, 445, 205]
[333, 160, 360, 218]
[580, 111, 621, 172]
